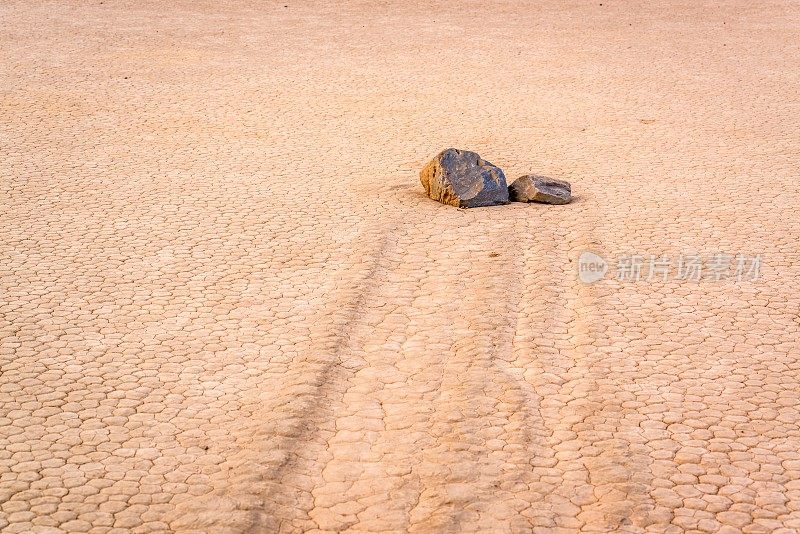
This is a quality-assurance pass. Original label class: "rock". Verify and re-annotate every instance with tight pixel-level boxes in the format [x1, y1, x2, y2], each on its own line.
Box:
[420, 148, 509, 208]
[508, 175, 572, 204]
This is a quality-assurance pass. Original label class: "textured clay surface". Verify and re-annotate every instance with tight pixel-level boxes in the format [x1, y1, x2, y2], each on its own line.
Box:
[2, 1, 800, 533]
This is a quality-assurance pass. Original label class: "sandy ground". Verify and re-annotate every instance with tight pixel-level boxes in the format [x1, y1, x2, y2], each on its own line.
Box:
[2, 0, 800, 532]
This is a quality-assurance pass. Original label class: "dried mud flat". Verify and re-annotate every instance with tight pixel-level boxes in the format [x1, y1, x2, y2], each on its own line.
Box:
[2, 1, 800, 532]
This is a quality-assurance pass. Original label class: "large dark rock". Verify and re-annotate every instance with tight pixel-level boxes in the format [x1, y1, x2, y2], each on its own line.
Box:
[420, 148, 509, 208]
[509, 175, 572, 204]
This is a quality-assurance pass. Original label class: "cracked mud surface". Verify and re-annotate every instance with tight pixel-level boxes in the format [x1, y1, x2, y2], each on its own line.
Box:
[2, 1, 800, 532]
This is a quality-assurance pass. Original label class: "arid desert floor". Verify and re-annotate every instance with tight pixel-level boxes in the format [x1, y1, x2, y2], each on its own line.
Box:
[2, 0, 800, 532]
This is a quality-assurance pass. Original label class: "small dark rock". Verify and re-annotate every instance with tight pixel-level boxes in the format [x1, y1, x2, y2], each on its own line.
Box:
[509, 175, 572, 204]
[420, 148, 509, 208]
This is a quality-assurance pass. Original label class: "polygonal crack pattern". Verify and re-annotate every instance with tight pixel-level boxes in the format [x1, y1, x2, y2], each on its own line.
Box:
[1, 1, 800, 533]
